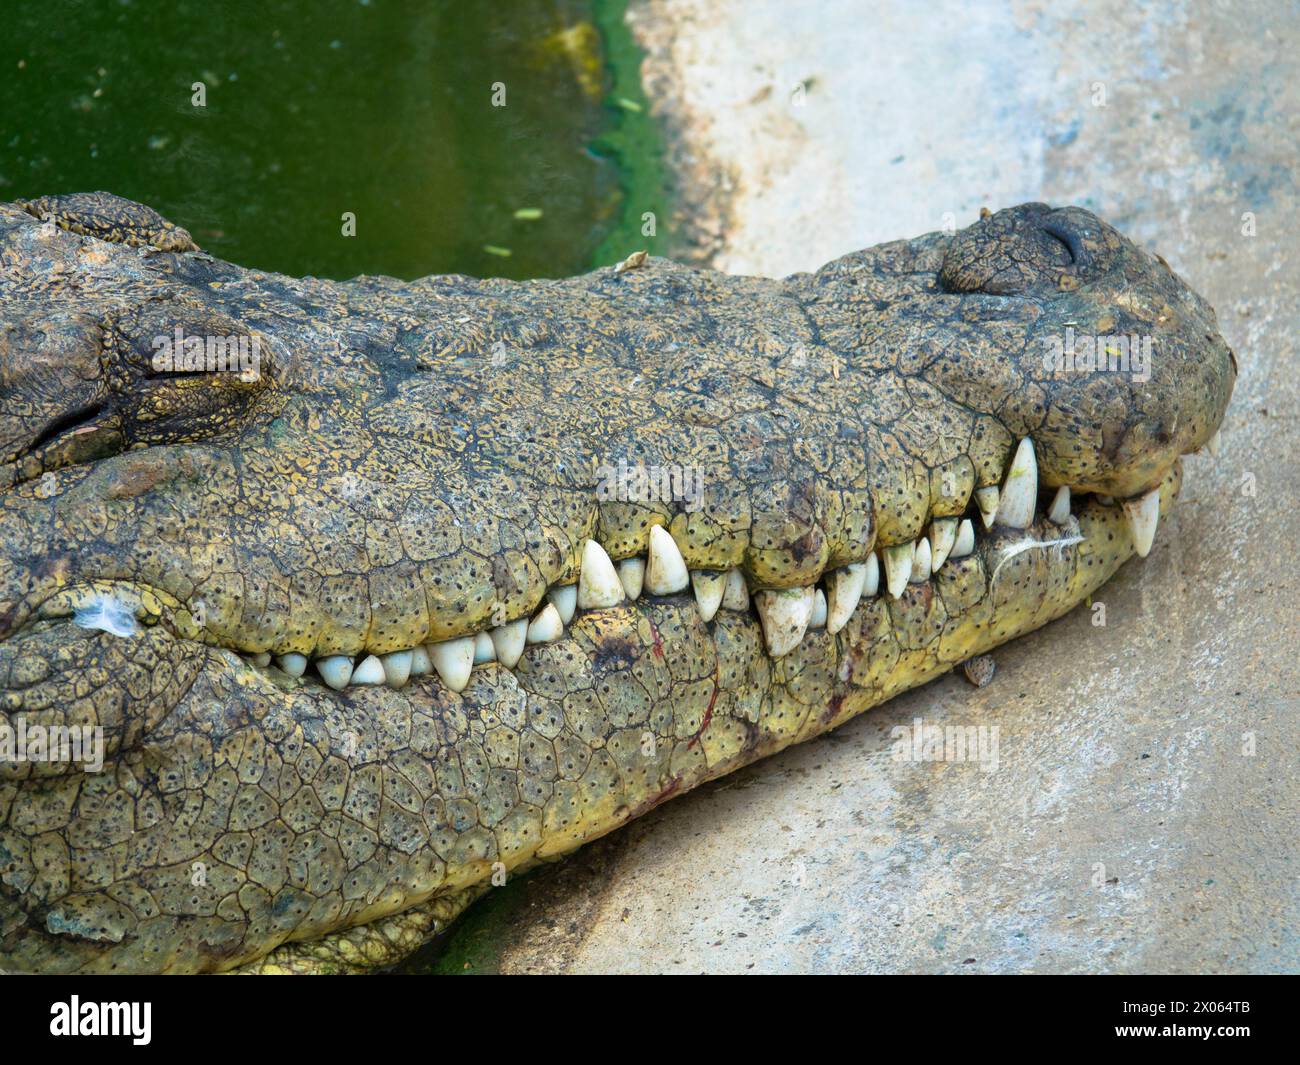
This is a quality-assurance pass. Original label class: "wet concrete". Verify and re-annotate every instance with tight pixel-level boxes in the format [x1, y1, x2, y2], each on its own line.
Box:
[481, 0, 1297, 973]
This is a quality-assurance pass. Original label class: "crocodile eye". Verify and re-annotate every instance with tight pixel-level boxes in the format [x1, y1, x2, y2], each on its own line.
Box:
[102, 304, 275, 449]
[0, 303, 275, 488]
[939, 203, 1110, 295]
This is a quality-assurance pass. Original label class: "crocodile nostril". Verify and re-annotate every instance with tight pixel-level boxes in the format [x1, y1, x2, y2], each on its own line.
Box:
[1041, 221, 1082, 265]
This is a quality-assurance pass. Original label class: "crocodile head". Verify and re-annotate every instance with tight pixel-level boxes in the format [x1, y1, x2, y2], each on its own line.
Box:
[0, 196, 1233, 973]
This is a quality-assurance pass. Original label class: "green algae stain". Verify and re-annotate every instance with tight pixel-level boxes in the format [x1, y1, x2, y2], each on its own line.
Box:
[590, 0, 675, 268]
[0, 0, 669, 282]
[388, 872, 539, 976]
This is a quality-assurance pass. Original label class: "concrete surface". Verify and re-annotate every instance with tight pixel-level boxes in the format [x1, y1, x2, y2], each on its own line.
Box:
[472, 0, 1298, 973]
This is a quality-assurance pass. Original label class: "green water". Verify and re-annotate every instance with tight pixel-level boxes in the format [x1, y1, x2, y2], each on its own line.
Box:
[0, 0, 669, 280]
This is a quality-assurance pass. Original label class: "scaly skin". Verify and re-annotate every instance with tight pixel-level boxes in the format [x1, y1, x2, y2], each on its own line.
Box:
[0, 195, 1232, 973]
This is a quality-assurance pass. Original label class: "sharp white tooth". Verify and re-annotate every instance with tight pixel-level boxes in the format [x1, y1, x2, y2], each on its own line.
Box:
[249, 652, 271, 667]
[881, 542, 914, 598]
[974, 487, 1000, 529]
[1122, 487, 1161, 558]
[862, 553, 879, 596]
[691, 570, 726, 622]
[428, 636, 475, 692]
[825, 563, 866, 634]
[1098, 495, 1115, 506]
[473, 632, 496, 664]
[720, 568, 750, 610]
[577, 540, 625, 609]
[809, 588, 827, 629]
[548, 584, 577, 624]
[994, 438, 1038, 529]
[277, 652, 307, 678]
[315, 654, 354, 690]
[490, 618, 528, 668]
[381, 649, 413, 688]
[754, 587, 816, 657]
[910, 538, 932, 581]
[350, 654, 385, 686]
[617, 557, 645, 599]
[950, 518, 975, 559]
[929, 519, 958, 570]
[1206, 429, 1221, 456]
[645, 525, 689, 594]
[1047, 485, 1071, 524]
[409, 645, 431, 675]
[526, 602, 564, 644]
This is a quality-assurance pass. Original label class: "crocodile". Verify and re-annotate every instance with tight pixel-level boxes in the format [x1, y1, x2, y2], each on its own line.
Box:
[0, 193, 1234, 973]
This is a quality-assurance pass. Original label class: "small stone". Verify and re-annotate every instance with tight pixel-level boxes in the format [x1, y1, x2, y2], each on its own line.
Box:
[962, 654, 996, 688]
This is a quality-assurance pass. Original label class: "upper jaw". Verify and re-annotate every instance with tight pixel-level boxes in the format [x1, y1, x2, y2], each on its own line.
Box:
[0, 203, 1234, 668]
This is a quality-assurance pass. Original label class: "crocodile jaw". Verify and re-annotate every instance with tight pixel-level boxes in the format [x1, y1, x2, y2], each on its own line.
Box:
[0, 198, 1231, 973]
[0, 464, 1184, 974]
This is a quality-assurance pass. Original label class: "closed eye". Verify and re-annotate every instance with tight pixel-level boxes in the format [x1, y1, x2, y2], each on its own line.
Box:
[23, 400, 107, 456]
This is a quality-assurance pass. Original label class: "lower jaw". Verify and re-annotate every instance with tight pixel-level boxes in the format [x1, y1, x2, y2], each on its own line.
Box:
[234, 468, 1181, 973]
[6, 467, 1180, 974]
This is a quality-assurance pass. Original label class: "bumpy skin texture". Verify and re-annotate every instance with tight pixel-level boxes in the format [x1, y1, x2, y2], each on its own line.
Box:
[0, 195, 1232, 973]
[16, 193, 198, 255]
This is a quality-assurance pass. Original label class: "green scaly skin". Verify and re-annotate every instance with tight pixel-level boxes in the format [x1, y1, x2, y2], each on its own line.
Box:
[0, 195, 1232, 973]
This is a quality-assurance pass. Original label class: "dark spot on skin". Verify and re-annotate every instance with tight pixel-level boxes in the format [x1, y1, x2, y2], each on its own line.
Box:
[592, 636, 638, 673]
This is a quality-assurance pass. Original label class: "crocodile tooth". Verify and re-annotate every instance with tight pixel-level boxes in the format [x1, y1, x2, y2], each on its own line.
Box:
[316, 654, 354, 690]
[1047, 485, 1071, 524]
[428, 637, 474, 692]
[1122, 487, 1161, 558]
[911, 537, 932, 581]
[1206, 429, 1221, 456]
[809, 588, 827, 629]
[526, 602, 564, 644]
[473, 632, 496, 664]
[577, 540, 625, 609]
[929, 518, 958, 570]
[351, 654, 385, 686]
[277, 652, 307, 678]
[862, 553, 880, 596]
[754, 587, 816, 657]
[409, 645, 431, 675]
[249, 652, 271, 667]
[974, 486, 1000, 529]
[825, 563, 866, 634]
[720, 568, 750, 611]
[950, 518, 975, 559]
[691, 570, 726, 622]
[548, 584, 577, 624]
[381, 649, 412, 688]
[882, 542, 914, 598]
[645, 525, 689, 594]
[490, 618, 528, 667]
[617, 557, 645, 599]
[994, 438, 1037, 529]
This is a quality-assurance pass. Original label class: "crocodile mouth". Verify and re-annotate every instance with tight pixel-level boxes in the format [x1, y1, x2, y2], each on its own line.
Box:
[47, 437, 1189, 694]
[0, 196, 1233, 974]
